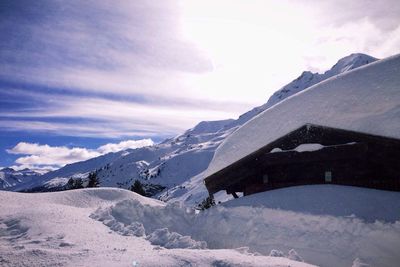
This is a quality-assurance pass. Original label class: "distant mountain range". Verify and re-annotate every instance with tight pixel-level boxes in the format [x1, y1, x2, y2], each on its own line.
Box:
[0, 167, 40, 189]
[2, 53, 378, 205]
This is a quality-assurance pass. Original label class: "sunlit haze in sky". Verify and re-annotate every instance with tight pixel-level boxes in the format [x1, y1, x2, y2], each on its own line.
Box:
[0, 0, 399, 170]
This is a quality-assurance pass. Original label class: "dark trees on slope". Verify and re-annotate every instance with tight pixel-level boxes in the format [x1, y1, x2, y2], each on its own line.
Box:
[196, 196, 216, 210]
[73, 178, 84, 189]
[131, 180, 146, 196]
[87, 172, 100, 188]
[66, 177, 85, 190]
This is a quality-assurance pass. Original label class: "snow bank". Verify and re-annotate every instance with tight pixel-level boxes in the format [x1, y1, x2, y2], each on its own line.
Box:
[146, 228, 207, 249]
[91, 185, 400, 267]
[90, 198, 206, 249]
[207, 54, 400, 176]
[269, 249, 303, 262]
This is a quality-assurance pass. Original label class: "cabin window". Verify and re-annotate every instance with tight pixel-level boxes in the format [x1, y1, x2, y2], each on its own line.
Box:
[325, 171, 332, 182]
[263, 174, 269, 184]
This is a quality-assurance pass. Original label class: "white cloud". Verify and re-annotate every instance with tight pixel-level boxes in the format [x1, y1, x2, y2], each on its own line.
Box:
[97, 139, 154, 154]
[7, 139, 154, 172]
[7, 142, 102, 167]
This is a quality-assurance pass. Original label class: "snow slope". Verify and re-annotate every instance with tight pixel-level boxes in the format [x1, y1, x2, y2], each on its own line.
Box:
[207, 53, 400, 177]
[0, 188, 315, 267]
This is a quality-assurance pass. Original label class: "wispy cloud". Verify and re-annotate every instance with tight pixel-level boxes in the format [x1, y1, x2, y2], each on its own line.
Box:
[0, 0, 213, 95]
[0, 0, 226, 140]
[7, 139, 154, 171]
[0, 88, 240, 137]
[0, 120, 160, 139]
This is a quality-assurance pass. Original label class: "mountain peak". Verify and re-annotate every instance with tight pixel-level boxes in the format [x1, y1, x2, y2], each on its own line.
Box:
[1, 167, 15, 173]
[327, 53, 378, 75]
[264, 53, 378, 108]
[230, 53, 378, 127]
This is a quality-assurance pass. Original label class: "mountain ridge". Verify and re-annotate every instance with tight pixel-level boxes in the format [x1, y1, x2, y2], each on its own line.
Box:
[231, 53, 378, 127]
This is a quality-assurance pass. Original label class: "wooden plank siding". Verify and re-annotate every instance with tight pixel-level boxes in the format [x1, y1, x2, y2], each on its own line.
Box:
[204, 124, 400, 196]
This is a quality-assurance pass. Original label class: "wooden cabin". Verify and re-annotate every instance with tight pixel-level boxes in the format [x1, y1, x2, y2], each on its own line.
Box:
[204, 124, 400, 197]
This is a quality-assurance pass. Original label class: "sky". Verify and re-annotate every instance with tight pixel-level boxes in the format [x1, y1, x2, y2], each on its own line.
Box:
[0, 0, 399, 171]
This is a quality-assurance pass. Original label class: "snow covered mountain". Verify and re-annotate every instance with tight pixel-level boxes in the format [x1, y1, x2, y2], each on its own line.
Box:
[266, 53, 377, 107]
[0, 167, 40, 190]
[4, 53, 380, 206]
[231, 53, 377, 126]
[11, 118, 238, 199]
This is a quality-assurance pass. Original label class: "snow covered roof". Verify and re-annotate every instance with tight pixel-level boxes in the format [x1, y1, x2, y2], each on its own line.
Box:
[206, 54, 400, 177]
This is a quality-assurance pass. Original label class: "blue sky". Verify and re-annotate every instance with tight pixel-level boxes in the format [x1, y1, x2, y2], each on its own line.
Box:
[1, 0, 399, 171]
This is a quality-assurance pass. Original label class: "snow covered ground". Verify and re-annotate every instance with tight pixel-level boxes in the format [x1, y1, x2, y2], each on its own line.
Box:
[1, 185, 399, 266]
[0, 188, 315, 267]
